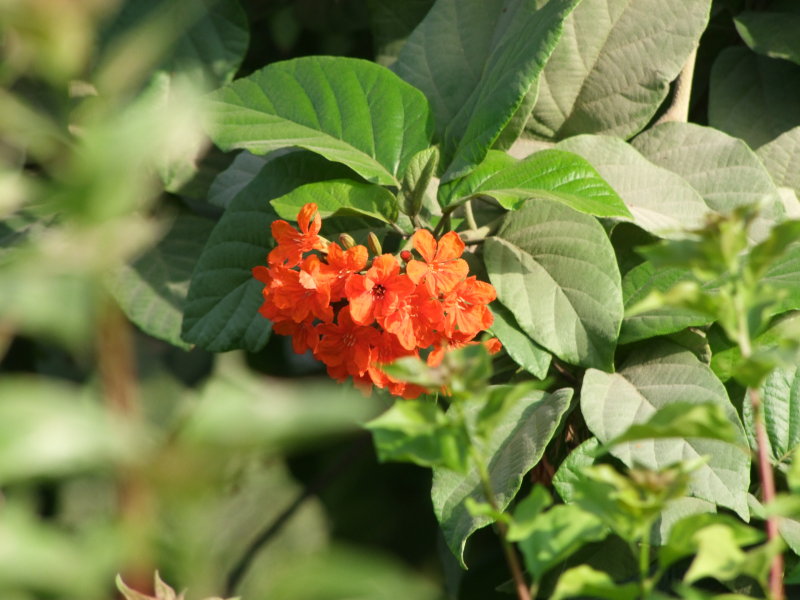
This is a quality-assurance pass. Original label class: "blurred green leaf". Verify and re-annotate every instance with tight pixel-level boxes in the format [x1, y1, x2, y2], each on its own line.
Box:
[551, 565, 638, 600]
[432, 386, 573, 566]
[110, 211, 215, 350]
[734, 11, 800, 66]
[367, 398, 470, 472]
[0, 377, 137, 483]
[506, 485, 552, 541]
[206, 56, 433, 185]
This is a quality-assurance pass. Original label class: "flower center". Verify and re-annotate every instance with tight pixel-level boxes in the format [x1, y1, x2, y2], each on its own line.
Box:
[372, 284, 387, 298]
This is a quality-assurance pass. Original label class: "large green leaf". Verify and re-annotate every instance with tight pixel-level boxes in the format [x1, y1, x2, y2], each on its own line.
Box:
[271, 179, 398, 224]
[432, 387, 573, 566]
[206, 56, 434, 185]
[181, 152, 352, 352]
[709, 47, 800, 150]
[440, 149, 630, 218]
[580, 342, 750, 518]
[109, 212, 215, 350]
[742, 365, 800, 467]
[393, 0, 580, 181]
[757, 127, 800, 199]
[620, 261, 712, 344]
[484, 199, 623, 370]
[527, 0, 711, 140]
[734, 10, 800, 66]
[208, 150, 268, 208]
[632, 122, 783, 237]
[489, 303, 551, 379]
[556, 135, 710, 238]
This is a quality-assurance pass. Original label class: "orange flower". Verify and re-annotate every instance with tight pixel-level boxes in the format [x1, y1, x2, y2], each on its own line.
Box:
[406, 230, 469, 294]
[383, 283, 443, 351]
[345, 254, 415, 326]
[268, 203, 326, 267]
[323, 242, 368, 302]
[315, 306, 381, 377]
[427, 333, 503, 367]
[273, 318, 319, 354]
[270, 256, 333, 323]
[442, 276, 496, 337]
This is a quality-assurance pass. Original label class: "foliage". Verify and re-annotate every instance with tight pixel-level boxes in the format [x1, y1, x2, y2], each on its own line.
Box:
[2, 0, 800, 599]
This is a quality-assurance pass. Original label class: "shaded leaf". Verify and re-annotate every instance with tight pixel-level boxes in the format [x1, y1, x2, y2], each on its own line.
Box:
[580, 342, 750, 518]
[393, 0, 580, 181]
[207, 56, 433, 185]
[734, 11, 800, 66]
[367, 0, 435, 67]
[489, 303, 551, 379]
[484, 199, 623, 370]
[207, 151, 268, 209]
[528, 0, 711, 140]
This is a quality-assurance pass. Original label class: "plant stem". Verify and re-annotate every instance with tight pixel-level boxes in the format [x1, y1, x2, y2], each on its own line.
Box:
[655, 46, 697, 125]
[637, 537, 653, 597]
[750, 386, 785, 600]
[464, 199, 478, 231]
[472, 449, 532, 600]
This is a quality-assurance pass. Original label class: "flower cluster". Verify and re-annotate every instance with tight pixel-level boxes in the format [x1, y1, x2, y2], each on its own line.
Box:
[253, 203, 500, 398]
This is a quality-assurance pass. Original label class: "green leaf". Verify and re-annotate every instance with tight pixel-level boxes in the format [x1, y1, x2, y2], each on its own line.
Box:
[366, 399, 470, 472]
[367, 0, 435, 67]
[399, 146, 439, 218]
[109, 212, 215, 350]
[552, 437, 600, 503]
[484, 199, 623, 370]
[743, 365, 800, 467]
[180, 355, 380, 451]
[551, 565, 639, 600]
[432, 387, 573, 566]
[0, 377, 136, 483]
[581, 342, 750, 518]
[757, 128, 800, 201]
[734, 11, 800, 66]
[206, 56, 434, 185]
[489, 303, 551, 379]
[271, 179, 398, 224]
[528, 0, 711, 140]
[441, 149, 631, 218]
[620, 261, 713, 344]
[208, 151, 268, 209]
[507, 485, 553, 541]
[515, 504, 608, 583]
[709, 47, 800, 150]
[181, 151, 352, 352]
[632, 123, 784, 236]
[556, 135, 711, 238]
[662, 513, 764, 571]
[393, 0, 581, 181]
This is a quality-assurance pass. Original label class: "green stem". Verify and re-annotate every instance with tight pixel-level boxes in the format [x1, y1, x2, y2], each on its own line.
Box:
[464, 199, 478, 231]
[638, 537, 652, 597]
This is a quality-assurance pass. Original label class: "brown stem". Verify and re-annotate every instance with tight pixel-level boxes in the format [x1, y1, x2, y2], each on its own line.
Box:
[654, 47, 697, 125]
[749, 387, 784, 600]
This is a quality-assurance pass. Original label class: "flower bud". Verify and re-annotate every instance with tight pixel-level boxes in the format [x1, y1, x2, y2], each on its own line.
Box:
[338, 233, 356, 249]
[400, 250, 413, 263]
[367, 232, 382, 256]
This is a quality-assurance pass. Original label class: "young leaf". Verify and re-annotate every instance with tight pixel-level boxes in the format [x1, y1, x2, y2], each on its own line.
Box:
[206, 56, 434, 185]
[440, 148, 631, 218]
[181, 152, 352, 352]
[489, 303, 551, 379]
[709, 47, 800, 149]
[506, 485, 553, 541]
[743, 365, 800, 467]
[366, 399, 470, 473]
[432, 387, 573, 566]
[556, 135, 711, 238]
[271, 179, 398, 224]
[393, 0, 581, 181]
[484, 198, 623, 370]
[399, 146, 439, 218]
[580, 342, 751, 518]
[109, 212, 215, 350]
[552, 437, 600, 503]
[662, 514, 763, 572]
[527, 0, 711, 140]
[551, 565, 639, 600]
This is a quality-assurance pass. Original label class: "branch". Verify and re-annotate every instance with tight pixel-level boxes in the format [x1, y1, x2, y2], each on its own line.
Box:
[654, 47, 698, 125]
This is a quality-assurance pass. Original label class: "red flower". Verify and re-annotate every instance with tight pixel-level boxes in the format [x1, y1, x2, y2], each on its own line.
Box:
[268, 203, 326, 267]
[273, 318, 319, 354]
[383, 283, 443, 351]
[406, 230, 469, 294]
[345, 254, 415, 326]
[442, 276, 496, 337]
[315, 306, 381, 377]
[270, 256, 333, 323]
[323, 242, 368, 302]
